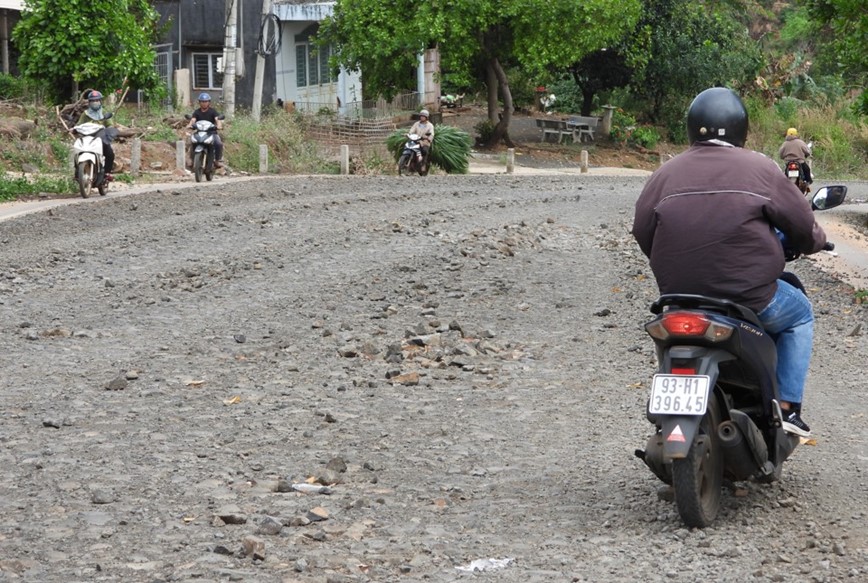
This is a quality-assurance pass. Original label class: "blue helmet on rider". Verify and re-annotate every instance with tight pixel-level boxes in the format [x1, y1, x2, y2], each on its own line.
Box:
[198, 92, 212, 103]
[686, 87, 748, 148]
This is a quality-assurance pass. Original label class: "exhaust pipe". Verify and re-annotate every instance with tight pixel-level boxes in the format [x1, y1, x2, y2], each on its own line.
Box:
[718, 420, 763, 480]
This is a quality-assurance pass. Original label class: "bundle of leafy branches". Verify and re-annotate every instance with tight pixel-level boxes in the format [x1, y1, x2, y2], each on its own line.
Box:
[386, 125, 472, 174]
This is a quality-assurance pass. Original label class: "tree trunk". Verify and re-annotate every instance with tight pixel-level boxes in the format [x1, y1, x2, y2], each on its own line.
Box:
[486, 66, 498, 125]
[581, 89, 595, 117]
[485, 57, 515, 148]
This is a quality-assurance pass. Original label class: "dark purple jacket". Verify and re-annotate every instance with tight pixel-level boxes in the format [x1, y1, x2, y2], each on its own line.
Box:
[632, 141, 827, 312]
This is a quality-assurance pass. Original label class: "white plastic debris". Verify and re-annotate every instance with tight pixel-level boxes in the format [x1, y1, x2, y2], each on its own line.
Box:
[455, 557, 515, 572]
[290, 483, 333, 495]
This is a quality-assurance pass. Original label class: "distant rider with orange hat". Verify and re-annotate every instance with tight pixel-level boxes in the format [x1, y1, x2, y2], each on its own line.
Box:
[779, 127, 812, 188]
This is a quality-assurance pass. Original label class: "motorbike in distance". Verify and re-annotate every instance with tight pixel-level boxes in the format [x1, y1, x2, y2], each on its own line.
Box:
[185, 114, 225, 182]
[397, 133, 430, 176]
[784, 141, 812, 195]
[635, 185, 847, 528]
[72, 113, 114, 198]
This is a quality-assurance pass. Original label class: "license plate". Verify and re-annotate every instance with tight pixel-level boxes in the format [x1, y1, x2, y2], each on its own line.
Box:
[788, 170, 800, 178]
[649, 374, 710, 415]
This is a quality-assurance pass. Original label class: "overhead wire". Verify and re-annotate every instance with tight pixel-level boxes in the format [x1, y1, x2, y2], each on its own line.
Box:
[257, 13, 282, 56]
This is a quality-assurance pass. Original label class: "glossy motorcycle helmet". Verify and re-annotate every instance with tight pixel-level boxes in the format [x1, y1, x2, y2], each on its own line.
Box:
[198, 92, 212, 103]
[87, 90, 103, 110]
[686, 87, 748, 147]
[787, 127, 798, 137]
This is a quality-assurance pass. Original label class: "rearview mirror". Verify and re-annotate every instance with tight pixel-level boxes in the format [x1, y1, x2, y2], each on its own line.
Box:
[103, 112, 113, 120]
[811, 185, 847, 211]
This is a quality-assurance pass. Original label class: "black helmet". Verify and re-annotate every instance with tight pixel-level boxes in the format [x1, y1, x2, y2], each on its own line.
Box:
[686, 87, 748, 147]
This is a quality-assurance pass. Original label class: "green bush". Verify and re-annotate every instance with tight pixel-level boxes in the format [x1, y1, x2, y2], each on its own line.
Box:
[0, 74, 51, 102]
[224, 110, 330, 174]
[609, 109, 637, 144]
[544, 78, 584, 114]
[631, 126, 661, 150]
[474, 119, 496, 144]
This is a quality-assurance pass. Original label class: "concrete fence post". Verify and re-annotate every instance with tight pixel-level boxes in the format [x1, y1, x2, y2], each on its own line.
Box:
[340, 145, 350, 175]
[601, 105, 616, 136]
[580, 150, 589, 173]
[259, 145, 268, 174]
[175, 141, 185, 172]
[506, 148, 514, 174]
[130, 138, 141, 176]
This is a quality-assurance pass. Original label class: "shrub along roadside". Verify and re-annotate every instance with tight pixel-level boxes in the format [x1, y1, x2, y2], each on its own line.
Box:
[0, 175, 74, 202]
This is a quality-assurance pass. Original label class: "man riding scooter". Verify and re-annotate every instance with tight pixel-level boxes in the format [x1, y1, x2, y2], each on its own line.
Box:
[186, 93, 224, 168]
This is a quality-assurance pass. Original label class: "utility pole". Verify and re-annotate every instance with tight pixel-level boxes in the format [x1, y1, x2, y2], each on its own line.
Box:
[222, 0, 238, 119]
[251, 0, 273, 122]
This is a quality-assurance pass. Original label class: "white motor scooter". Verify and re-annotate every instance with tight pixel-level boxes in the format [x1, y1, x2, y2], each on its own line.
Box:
[185, 114, 225, 183]
[72, 115, 112, 198]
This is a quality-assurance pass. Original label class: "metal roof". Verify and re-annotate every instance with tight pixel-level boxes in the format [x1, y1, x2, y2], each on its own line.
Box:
[0, 0, 24, 10]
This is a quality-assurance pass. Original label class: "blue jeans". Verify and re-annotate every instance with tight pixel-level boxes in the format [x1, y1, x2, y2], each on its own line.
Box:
[756, 279, 814, 405]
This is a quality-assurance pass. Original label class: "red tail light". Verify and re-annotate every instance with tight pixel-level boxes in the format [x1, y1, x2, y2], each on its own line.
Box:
[645, 311, 734, 342]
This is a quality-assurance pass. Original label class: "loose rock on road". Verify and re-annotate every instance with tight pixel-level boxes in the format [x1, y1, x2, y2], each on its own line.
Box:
[0, 175, 866, 583]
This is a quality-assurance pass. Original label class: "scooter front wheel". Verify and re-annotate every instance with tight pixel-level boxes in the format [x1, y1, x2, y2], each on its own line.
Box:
[193, 151, 204, 183]
[77, 161, 93, 198]
[672, 395, 723, 527]
[397, 154, 410, 176]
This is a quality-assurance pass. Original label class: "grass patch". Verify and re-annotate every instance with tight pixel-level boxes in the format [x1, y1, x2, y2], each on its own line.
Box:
[224, 109, 331, 174]
[0, 175, 74, 201]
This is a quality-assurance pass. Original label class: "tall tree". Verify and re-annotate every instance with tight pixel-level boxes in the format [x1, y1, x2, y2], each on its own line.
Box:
[805, 0, 867, 113]
[567, 49, 632, 116]
[626, 0, 762, 127]
[13, 0, 163, 101]
[319, 0, 641, 146]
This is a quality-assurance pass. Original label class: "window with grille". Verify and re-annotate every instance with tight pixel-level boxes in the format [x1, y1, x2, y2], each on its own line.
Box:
[294, 25, 335, 88]
[192, 53, 223, 90]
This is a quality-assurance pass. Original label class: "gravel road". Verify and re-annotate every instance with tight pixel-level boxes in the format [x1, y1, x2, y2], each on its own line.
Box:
[1, 175, 866, 583]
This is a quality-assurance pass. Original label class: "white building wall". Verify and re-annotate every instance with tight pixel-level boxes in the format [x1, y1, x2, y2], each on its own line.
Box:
[272, 1, 361, 116]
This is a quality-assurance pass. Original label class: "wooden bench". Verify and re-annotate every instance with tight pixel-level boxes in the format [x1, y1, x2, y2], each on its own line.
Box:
[567, 116, 600, 142]
[535, 118, 573, 143]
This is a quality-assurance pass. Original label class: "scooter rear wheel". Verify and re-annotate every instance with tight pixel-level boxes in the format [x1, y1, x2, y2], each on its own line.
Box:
[77, 161, 93, 198]
[672, 395, 723, 527]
